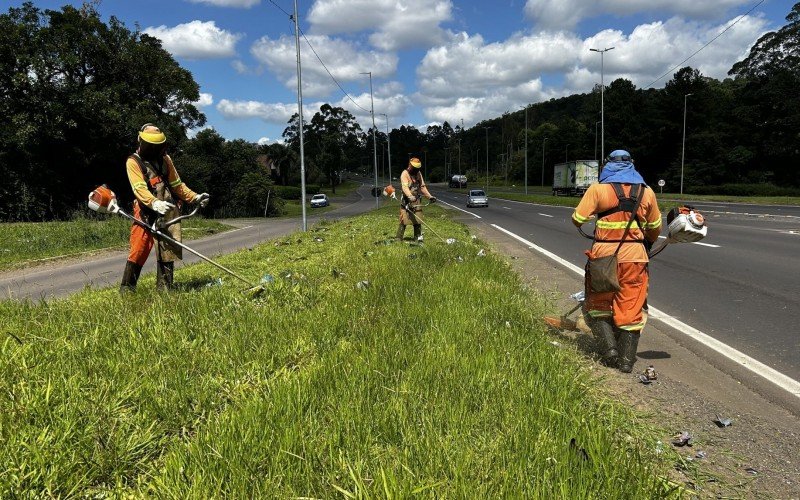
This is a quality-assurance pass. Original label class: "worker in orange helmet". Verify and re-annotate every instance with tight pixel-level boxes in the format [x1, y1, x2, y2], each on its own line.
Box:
[572, 150, 661, 373]
[396, 156, 436, 242]
[119, 124, 209, 292]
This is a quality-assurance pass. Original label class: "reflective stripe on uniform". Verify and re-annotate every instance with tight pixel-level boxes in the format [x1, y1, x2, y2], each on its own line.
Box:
[587, 309, 612, 318]
[169, 178, 183, 188]
[572, 212, 591, 224]
[642, 219, 662, 229]
[596, 220, 638, 229]
[133, 181, 148, 189]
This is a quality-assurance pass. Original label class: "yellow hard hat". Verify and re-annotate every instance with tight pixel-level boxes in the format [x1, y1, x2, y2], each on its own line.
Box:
[409, 157, 422, 169]
[138, 123, 166, 145]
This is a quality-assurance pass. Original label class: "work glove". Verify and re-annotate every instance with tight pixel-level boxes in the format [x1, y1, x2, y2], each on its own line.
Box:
[429, 197, 437, 203]
[193, 192, 210, 208]
[407, 195, 417, 203]
[151, 199, 175, 215]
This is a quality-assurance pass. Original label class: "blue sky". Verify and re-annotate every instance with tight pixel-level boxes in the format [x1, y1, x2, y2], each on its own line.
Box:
[14, 0, 790, 143]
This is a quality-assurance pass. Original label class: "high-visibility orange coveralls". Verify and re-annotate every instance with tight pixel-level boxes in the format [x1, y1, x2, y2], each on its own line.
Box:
[572, 183, 661, 331]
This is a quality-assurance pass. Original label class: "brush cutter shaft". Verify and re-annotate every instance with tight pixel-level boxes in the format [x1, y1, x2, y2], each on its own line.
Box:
[119, 209, 256, 288]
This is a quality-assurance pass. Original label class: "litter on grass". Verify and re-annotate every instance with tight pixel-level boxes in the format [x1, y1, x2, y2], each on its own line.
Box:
[205, 278, 223, 287]
[356, 280, 370, 290]
[638, 374, 652, 385]
[672, 431, 692, 447]
[477, 249, 487, 257]
[714, 414, 733, 428]
[260, 274, 274, 284]
[644, 365, 658, 380]
[446, 238, 456, 245]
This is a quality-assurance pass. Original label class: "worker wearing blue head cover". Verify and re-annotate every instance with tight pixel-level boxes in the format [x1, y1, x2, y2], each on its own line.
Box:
[599, 150, 646, 185]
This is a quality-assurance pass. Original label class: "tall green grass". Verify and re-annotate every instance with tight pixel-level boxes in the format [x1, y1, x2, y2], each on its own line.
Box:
[0, 207, 682, 497]
[0, 217, 231, 270]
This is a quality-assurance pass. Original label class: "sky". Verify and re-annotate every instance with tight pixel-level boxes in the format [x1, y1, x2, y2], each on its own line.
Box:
[13, 0, 791, 144]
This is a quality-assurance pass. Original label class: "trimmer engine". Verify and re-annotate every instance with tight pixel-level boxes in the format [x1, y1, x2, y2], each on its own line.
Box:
[666, 205, 707, 243]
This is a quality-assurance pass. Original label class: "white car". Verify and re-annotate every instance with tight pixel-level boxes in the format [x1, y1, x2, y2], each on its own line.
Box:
[466, 189, 488, 208]
[310, 193, 329, 207]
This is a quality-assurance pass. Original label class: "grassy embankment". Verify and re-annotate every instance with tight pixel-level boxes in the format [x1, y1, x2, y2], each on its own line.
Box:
[0, 206, 685, 497]
[0, 217, 231, 271]
[280, 180, 362, 218]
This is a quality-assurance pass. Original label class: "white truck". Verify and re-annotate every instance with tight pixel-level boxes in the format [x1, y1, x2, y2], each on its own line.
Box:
[552, 160, 598, 196]
[449, 174, 467, 188]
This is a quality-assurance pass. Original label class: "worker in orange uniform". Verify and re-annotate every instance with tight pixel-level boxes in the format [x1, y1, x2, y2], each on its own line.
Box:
[119, 124, 209, 292]
[572, 150, 661, 372]
[397, 157, 436, 242]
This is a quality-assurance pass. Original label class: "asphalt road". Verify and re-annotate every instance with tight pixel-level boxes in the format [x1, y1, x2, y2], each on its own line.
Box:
[0, 185, 377, 300]
[433, 189, 800, 387]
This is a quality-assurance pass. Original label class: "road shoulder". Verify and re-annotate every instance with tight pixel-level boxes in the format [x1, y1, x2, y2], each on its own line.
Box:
[468, 219, 800, 499]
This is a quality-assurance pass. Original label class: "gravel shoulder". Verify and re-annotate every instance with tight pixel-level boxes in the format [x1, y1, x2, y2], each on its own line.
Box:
[470, 221, 800, 499]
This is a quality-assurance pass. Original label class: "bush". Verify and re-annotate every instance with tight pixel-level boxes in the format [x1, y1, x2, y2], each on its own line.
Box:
[273, 185, 321, 200]
[687, 183, 800, 197]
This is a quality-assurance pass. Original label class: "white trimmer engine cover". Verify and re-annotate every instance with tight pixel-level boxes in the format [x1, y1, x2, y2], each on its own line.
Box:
[666, 206, 707, 243]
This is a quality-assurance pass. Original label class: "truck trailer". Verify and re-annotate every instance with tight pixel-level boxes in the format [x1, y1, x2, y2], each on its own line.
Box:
[552, 160, 598, 196]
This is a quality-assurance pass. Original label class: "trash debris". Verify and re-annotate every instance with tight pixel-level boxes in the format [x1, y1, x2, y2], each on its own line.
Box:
[745, 467, 758, 475]
[644, 365, 658, 380]
[550, 341, 561, 347]
[471, 235, 477, 241]
[456, 256, 464, 263]
[569, 438, 589, 462]
[672, 431, 692, 447]
[570, 291, 586, 302]
[313, 237, 325, 242]
[446, 238, 456, 245]
[477, 249, 486, 257]
[363, 251, 374, 257]
[331, 268, 344, 278]
[638, 374, 652, 385]
[356, 280, 370, 290]
[260, 274, 274, 284]
[205, 278, 223, 287]
[714, 414, 733, 428]
[695, 451, 707, 459]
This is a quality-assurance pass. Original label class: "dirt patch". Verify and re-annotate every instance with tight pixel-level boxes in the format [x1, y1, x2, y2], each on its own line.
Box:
[468, 221, 800, 499]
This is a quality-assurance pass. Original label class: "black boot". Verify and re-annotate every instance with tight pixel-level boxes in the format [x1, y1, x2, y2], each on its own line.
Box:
[156, 260, 174, 291]
[616, 330, 641, 373]
[413, 224, 422, 242]
[590, 320, 619, 366]
[120, 261, 142, 293]
[396, 224, 406, 241]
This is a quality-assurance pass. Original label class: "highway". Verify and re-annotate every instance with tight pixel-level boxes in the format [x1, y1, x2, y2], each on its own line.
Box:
[432, 189, 800, 387]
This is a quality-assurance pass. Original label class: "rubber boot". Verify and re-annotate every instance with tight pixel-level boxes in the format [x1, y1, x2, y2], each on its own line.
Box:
[590, 319, 619, 366]
[396, 224, 406, 241]
[156, 260, 174, 291]
[119, 261, 142, 293]
[413, 224, 423, 242]
[616, 330, 641, 373]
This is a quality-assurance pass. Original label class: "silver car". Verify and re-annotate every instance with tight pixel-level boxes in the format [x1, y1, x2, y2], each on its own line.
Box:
[310, 193, 329, 207]
[466, 189, 488, 208]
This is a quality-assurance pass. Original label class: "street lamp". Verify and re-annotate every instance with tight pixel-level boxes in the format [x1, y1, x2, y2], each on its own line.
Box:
[360, 71, 378, 207]
[524, 105, 529, 195]
[483, 126, 490, 191]
[541, 137, 548, 187]
[589, 46, 614, 163]
[681, 93, 693, 195]
[380, 112, 391, 186]
[292, 0, 307, 230]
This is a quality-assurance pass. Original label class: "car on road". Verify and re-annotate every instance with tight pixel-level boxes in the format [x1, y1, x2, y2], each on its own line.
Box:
[466, 189, 488, 208]
[310, 193, 329, 207]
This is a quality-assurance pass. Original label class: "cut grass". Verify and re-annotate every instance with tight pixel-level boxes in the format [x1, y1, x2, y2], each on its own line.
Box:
[0, 207, 684, 497]
[0, 217, 232, 271]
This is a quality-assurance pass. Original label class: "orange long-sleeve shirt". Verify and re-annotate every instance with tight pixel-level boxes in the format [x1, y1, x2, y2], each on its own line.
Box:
[126, 154, 197, 208]
[572, 183, 662, 263]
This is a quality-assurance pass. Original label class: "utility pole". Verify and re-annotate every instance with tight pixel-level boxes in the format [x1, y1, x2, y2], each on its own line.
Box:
[483, 126, 490, 191]
[292, 0, 307, 230]
[524, 105, 529, 195]
[380, 113, 391, 186]
[541, 137, 548, 187]
[681, 93, 693, 195]
[594, 120, 601, 162]
[360, 71, 378, 207]
[589, 46, 615, 163]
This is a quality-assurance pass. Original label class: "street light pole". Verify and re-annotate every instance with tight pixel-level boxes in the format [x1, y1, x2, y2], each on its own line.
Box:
[292, 0, 307, 231]
[594, 120, 601, 162]
[524, 106, 529, 195]
[380, 113, 391, 186]
[483, 126, 490, 191]
[681, 93, 693, 195]
[360, 71, 378, 207]
[589, 46, 614, 163]
[541, 137, 548, 187]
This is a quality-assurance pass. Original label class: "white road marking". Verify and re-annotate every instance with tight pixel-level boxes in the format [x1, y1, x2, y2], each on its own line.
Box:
[656, 235, 719, 247]
[490, 223, 800, 399]
[228, 225, 254, 232]
[437, 200, 481, 219]
[538, 213, 554, 218]
[503, 207, 511, 210]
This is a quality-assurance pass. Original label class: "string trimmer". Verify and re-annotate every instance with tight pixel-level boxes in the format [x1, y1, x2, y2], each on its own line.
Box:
[382, 185, 447, 242]
[88, 185, 266, 296]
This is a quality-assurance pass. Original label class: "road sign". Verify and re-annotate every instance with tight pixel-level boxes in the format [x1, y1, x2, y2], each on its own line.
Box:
[658, 179, 665, 194]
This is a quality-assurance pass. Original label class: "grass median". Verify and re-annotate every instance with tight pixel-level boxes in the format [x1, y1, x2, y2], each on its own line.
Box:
[0, 217, 231, 271]
[0, 206, 683, 497]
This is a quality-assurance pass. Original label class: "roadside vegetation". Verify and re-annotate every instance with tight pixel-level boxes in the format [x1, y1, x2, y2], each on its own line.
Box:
[280, 180, 362, 218]
[0, 217, 231, 271]
[0, 207, 683, 497]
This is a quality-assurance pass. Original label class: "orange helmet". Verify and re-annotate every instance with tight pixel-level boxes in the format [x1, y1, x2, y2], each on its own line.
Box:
[409, 157, 422, 169]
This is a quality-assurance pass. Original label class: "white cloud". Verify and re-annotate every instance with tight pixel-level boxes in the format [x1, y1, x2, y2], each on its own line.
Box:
[524, 0, 752, 30]
[217, 99, 299, 123]
[308, 0, 453, 50]
[251, 34, 397, 98]
[144, 20, 241, 59]
[195, 93, 214, 107]
[257, 137, 283, 145]
[187, 0, 260, 7]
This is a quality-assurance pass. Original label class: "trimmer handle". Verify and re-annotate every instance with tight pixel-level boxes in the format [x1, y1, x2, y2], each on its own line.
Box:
[160, 202, 202, 228]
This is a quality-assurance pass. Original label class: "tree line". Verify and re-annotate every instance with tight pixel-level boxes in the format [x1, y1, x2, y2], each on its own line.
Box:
[1, 2, 798, 221]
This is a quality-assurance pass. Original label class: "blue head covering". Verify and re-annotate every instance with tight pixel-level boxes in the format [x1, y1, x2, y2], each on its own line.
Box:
[599, 149, 646, 184]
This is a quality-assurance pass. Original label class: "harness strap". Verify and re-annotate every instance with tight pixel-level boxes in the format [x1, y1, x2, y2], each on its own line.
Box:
[593, 183, 645, 246]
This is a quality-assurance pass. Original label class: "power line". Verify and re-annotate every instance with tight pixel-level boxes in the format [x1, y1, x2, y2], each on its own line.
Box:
[645, 0, 765, 88]
[264, 0, 371, 114]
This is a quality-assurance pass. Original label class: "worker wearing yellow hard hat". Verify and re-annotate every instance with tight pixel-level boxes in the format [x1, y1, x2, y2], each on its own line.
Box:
[396, 157, 436, 242]
[120, 123, 210, 292]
